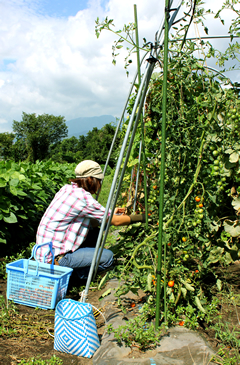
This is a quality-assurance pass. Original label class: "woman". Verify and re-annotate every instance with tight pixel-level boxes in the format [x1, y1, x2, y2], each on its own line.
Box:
[35, 160, 145, 280]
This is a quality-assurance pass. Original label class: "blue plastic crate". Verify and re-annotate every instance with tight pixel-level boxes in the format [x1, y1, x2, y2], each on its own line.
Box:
[6, 243, 73, 310]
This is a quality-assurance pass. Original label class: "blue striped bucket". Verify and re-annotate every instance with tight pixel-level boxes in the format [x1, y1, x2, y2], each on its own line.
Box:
[54, 299, 100, 358]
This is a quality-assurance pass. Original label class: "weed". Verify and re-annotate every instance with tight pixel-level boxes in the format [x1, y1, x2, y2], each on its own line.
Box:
[0, 294, 54, 339]
[107, 314, 164, 350]
[19, 355, 63, 364]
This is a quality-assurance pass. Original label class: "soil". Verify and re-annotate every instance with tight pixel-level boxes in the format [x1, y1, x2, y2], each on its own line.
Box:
[1, 262, 240, 365]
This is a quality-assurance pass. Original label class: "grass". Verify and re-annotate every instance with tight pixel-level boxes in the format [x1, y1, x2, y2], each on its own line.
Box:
[97, 169, 114, 207]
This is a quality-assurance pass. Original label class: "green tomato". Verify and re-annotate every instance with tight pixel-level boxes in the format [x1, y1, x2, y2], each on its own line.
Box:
[196, 219, 202, 224]
[199, 209, 203, 214]
[222, 177, 226, 182]
[198, 214, 204, 219]
[213, 160, 219, 165]
[232, 108, 237, 114]
[212, 150, 218, 156]
[218, 181, 222, 186]
[213, 165, 219, 171]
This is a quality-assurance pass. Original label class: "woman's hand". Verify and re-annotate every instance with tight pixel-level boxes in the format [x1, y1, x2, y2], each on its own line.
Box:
[114, 207, 126, 215]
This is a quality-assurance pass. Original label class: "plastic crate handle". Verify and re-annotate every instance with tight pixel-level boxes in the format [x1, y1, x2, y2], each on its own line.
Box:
[25, 242, 55, 276]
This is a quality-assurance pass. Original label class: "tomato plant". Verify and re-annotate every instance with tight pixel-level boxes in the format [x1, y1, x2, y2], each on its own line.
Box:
[112, 46, 240, 325]
[96, 1, 240, 337]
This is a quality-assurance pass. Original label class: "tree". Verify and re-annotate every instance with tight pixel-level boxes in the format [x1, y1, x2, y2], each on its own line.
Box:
[85, 123, 120, 166]
[12, 112, 68, 162]
[50, 136, 80, 163]
[0, 132, 15, 160]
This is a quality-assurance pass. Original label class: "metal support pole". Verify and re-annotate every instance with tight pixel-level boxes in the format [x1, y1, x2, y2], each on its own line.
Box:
[83, 57, 156, 300]
[133, 141, 142, 212]
[83, 0, 183, 302]
[93, 60, 156, 280]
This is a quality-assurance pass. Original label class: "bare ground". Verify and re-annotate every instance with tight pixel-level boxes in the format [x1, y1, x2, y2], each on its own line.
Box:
[1, 262, 240, 365]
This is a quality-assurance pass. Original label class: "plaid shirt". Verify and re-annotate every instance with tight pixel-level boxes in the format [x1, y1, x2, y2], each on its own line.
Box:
[35, 183, 111, 262]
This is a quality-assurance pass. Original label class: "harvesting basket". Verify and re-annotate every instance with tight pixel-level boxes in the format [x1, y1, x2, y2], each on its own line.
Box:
[6, 242, 73, 310]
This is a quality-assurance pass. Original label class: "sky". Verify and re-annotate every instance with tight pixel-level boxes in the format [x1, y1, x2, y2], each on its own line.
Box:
[0, 0, 239, 133]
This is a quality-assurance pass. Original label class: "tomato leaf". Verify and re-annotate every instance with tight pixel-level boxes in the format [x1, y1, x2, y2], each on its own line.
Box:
[229, 152, 239, 163]
[223, 219, 240, 237]
[232, 197, 240, 212]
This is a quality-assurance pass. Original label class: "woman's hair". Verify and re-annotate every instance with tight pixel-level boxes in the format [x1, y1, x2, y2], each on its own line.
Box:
[69, 176, 101, 194]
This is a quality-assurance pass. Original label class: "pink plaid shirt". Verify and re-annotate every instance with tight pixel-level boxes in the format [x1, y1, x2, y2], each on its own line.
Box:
[35, 183, 111, 262]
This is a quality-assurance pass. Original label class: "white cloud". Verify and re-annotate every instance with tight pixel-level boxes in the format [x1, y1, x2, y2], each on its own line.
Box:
[0, 0, 239, 133]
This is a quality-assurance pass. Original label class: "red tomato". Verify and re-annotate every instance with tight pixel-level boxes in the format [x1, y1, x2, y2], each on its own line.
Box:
[168, 280, 174, 287]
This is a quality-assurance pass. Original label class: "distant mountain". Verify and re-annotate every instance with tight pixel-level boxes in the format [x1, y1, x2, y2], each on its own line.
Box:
[66, 115, 116, 138]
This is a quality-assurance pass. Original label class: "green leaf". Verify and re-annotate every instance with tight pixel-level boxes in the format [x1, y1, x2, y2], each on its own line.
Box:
[3, 212, 18, 223]
[180, 279, 195, 292]
[225, 148, 234, 154]
[216, 279, 222, 291]
[10, 186, 18, 196]
[229, 152, 239, 163]
[232, 197, 240, 212]
[9, 178, 19, 187]
[31, 184, 42, 190]
[0, 178, 7, 188]
[127, 159, 139, 168]
[207, 192, 216, 204]
[98, 272, 110, 290]
[181, 287, 187, 298]
[195, 296, 206, 313]
[17, 214, 28, 220]
[99, 288, 111, 299]
[16, 190, 28, 196]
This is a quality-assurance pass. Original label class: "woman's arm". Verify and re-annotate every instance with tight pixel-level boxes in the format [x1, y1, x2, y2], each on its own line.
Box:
[111, 214, 131, 226]
[111, 208, 146, 226]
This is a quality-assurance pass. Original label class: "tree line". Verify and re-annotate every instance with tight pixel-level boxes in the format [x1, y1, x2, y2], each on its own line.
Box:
[0, 112, 121, 167]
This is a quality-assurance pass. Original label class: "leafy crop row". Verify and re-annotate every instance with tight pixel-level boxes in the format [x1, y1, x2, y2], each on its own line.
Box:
[0, 160, 75, 256]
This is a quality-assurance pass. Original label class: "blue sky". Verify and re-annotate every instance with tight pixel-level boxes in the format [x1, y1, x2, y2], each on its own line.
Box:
[38, 0, 107, 18]
[41, 0, 88, 17]
[0, 0, 239, 133]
